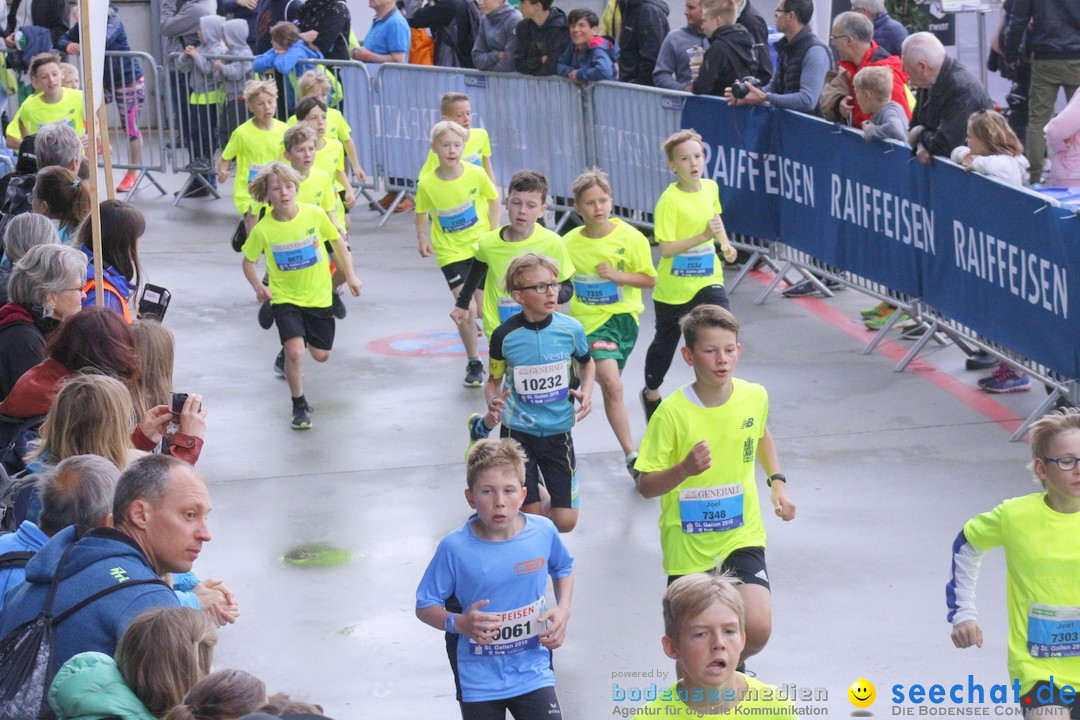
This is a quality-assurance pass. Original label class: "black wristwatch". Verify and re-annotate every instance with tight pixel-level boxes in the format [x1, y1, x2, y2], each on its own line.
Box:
[766, 473, 786, 487]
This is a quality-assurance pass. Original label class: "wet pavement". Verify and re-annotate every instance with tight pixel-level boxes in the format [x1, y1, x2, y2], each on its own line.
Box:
[135, 171, 1048, 718]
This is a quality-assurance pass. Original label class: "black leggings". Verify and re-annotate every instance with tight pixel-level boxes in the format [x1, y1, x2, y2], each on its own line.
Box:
[643, 284, 730, 391]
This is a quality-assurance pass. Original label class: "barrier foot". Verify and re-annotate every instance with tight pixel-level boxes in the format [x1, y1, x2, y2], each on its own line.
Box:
[552, 210, 574, 233]
[753, 260, 792, 305]
[861, 307, 908, 355]
[172, 173, 220, 207]
[122, 169, 166, 200]
[895, 319, 939, 371]
[1010, 391, 1061, 442]
[726, 249, 764, 293]
[376, 191, 412, 228]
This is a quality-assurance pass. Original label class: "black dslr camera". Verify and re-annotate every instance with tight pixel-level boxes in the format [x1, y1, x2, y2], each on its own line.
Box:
[730, 76, 761, 99]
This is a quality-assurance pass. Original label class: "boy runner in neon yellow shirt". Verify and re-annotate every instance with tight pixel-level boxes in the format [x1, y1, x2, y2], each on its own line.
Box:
[563, 169, 656, 479]
[641, 129, 737, 423]
[294, 96, 356, 229]
[218, 80, 289, 233]
[287, 69, 367, 182]
[641, 573, 797, 718]
[635, 305, 796, 669]
[948, 409, 1080, 715]
[451, 170, 574, 341]
[415, 120, 500, 388]
[419, 92, 496, 186]
[6, 53, 85, 149]
[241, 162, 361, 430]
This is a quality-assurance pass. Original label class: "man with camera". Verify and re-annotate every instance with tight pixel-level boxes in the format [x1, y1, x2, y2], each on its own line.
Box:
[724, 0, 830, 115]
[691, 0, 764, 97]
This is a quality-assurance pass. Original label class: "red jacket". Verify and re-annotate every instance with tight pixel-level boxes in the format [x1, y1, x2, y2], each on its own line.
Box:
[838, 41, 912, 128]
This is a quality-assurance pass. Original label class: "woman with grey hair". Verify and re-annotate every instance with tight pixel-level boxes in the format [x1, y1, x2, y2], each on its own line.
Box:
[0, 243, 87, 400]
[0, 213, 61, 305]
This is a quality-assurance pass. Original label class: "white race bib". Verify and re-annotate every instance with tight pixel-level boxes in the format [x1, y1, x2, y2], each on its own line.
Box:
[513, 362, 569, 405]
[469, 597, 546, 656]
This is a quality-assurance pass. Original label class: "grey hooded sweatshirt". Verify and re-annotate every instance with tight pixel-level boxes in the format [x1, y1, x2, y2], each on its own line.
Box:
[473, 2, 521, 72]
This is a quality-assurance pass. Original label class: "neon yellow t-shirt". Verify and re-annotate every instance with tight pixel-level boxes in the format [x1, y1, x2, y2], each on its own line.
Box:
[419, 128, 492, 178]
[414, 163, 499, 269]
[241, 203, 338, 308]
[963, 493, 1080, 695]
[563, 218, 656, 334]
[313, 138, 346, 188]
[6, 88, 85, 140]
[297, 167, 336, 215]
[653, 179, 725, 305]
[221, 118, 288, 215]
[634, 380, 769, 576]
[645, 677, 798, 718]
[286, 107, 352, 144]
[473, 225, 575, 339]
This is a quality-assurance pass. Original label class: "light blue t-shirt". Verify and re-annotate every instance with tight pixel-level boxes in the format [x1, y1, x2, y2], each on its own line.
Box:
[364, 9, 410, 59]
[489, 312, 592, 437]
[416, 514, 574, 703]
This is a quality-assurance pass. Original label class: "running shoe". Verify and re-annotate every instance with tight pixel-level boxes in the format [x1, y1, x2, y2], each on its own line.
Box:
[464, 360, 484, 388]
[978, 364, 1030, 393]
[466, 412, 492, 459]
[291, 402, 312, 430]
[274, 349, 285, 378]
[258, 301, 273, 329]
[865, 310, 907, 331]
[640, 389, 661, 423]
[117, 173, 136, 192]
[625, 452, 640, 482]
[860, 301, 891, 319]
[331, 292, 347, 319]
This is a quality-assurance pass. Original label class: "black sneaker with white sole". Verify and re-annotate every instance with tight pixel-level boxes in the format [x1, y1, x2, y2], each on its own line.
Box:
[464, 360, 484, 388]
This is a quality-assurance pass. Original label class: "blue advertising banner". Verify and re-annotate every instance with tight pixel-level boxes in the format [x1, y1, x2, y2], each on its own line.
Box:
[682, 95, 1080, 378]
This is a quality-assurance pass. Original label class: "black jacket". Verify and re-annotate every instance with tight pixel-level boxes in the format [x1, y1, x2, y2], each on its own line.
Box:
[0, 302, 56, 401]
[513, 6, 570, 76]
[736, 1, 773, 85]
[1002, 0, 1080, 62]
[617, 0, 669, 85]
[911, 56, 993, 158]
[409, 0, 478, 68]
[693, 23, 759, 97]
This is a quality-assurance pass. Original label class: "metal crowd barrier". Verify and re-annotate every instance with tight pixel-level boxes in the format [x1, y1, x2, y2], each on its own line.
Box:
[164, 53, 376, 206]
[99, 51, 169, 199]
[373, 63, 589, 228]
[585, 81, 687, 228]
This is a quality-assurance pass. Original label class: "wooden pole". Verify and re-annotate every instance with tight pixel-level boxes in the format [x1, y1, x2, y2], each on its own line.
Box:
[98, 104, 115, 200]
[77, 0, 106, 307]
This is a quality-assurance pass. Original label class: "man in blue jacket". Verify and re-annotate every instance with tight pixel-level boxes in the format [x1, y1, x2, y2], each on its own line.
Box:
[0, 455, 216, 687]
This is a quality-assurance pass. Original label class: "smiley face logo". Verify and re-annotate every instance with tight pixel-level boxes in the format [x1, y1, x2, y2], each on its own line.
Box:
[848, 679, 876, 708]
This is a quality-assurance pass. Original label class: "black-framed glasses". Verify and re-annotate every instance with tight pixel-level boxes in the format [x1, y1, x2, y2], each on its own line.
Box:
[514, 282, 560, 295]
[1044, 456, 1080, 471]
[774, 6, 790, 14]
[829, 34, 850, 41]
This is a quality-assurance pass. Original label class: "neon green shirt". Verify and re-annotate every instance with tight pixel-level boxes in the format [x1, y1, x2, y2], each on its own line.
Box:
[563, 218, 656, 334]
[221, 118, 288, 215]
[6, 88, 84, 139]
[419, 128, 492, 178]
[963, 493, 1080, 694]
[645, 677, 798, 718]
[241, 203, 338, 308]
[634, 380, 769, 576]
[653, 179, 725, 305]
[286, 107, 352, 144]
[297, 167, 336, 215]
[414, 163, 499, 268]
[473, 225, 575, 339]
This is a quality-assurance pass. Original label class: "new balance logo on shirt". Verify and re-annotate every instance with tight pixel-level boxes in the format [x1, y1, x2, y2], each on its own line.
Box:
[741, 417, 754, 429]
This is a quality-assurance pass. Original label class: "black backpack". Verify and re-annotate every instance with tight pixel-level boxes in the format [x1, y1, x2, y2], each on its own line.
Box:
[0, 541, 169, 720]
[0, 413, 45, 480]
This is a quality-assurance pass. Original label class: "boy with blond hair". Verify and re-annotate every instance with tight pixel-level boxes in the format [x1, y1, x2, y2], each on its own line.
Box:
[855, 65, 907, 143]
[419, 92, 495, 185]
[415, 119, 500, 388]
[416, 437, 574, 719]
[218, 79, 290, 233]
[636, 305, 795, 667]
[289, 69, 368, 184]
[241, 162, 361, 429]
[642, 572, 797, 716]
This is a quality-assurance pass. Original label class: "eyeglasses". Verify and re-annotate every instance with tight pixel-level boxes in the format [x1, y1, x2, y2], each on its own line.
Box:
[62, 286, 84, 294]
[514, 282, 561, 295]
[1044, 456, 1080, 471]
[829, 34, 850, 42]
[774, 7, 790, 14]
